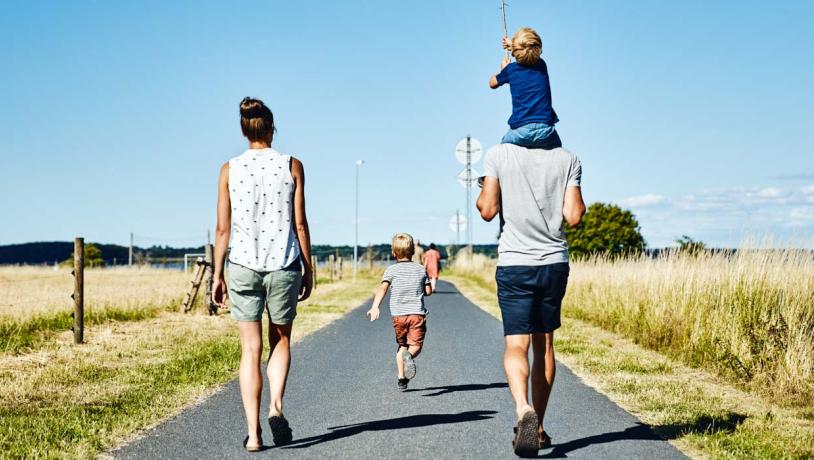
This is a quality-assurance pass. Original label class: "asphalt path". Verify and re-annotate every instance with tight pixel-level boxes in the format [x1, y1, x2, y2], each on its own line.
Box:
[114, 280, 685, 459]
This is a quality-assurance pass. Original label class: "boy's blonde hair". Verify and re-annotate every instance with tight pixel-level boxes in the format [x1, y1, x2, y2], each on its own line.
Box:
[511, 27, 542, 66]
[391, 233, 415, 259]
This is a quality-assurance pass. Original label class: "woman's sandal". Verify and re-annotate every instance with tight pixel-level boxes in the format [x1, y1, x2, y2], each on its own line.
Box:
[268, 414, 293, 446]
[243, 428, 262, 452]
[512, 408, 539, 458]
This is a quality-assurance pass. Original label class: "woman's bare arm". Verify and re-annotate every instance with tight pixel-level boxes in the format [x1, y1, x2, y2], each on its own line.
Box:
[291, 157, 313, 301]
[212, 162, 231, 307]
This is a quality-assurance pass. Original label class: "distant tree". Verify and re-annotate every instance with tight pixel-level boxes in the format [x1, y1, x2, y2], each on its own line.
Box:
[564, 202, 645, 258]
[675, 235, 707, 255]
[61, 244, 105, 267]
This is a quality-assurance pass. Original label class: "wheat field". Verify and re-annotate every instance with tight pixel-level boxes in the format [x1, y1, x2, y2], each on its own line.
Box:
[451, 249, 814, 407]
[0, 266, 190, 321]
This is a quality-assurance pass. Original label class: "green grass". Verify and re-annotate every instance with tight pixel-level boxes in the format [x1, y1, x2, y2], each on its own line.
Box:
[0, 333, 240, 459]
[0, 301, 180, 355]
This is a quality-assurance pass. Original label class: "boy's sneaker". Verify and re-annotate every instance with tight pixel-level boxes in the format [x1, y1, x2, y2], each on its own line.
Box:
[397, 378, 409, 391]
[401, 350, 417, 379]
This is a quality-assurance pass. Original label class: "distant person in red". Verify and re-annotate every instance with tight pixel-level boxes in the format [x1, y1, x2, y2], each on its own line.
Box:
[423, 243, 442, 293]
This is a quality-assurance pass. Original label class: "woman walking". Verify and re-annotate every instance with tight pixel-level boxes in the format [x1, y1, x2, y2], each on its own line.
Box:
[212, 97, 313, 452]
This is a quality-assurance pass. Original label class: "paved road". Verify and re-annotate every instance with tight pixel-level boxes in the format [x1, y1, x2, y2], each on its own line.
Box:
[114, 280, 685, 459]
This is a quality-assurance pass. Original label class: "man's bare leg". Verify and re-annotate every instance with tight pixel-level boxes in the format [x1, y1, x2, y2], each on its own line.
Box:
[504, 334, 535, 419]
[267, 322, 293, 417]
[531, 332, 556, 434]
[237, 321, 263, 446]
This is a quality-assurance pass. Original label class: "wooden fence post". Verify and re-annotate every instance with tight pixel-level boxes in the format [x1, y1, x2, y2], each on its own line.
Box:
[311, 255, 318, 289]
[338, 257, 343, 280]
[204, 244, 215, 315]
[328, 254, 335, 283]
[72, 237, 84, 344]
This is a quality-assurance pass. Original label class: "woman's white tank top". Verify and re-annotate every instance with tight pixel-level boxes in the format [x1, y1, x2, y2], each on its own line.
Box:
[228, 148, 300, 271]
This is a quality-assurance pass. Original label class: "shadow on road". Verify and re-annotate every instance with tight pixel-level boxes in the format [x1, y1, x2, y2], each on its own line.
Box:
[404, 382, 508, 397]
[281, 410, 497, 449]
[539, 422, 662, 458]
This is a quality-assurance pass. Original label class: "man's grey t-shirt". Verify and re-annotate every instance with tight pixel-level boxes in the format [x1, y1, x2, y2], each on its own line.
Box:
[482, 144, 582, 266]
[382, 261, 431, 316]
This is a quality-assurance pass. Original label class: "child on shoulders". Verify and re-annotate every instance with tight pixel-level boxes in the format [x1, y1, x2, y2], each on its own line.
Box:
[489, 27, 562, 150]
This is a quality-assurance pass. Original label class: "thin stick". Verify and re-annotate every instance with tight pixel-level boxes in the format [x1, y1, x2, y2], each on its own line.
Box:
[500, 0, 510, 59]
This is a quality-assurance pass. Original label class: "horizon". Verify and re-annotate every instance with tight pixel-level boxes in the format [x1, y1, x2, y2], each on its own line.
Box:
[2, 1, 813, 249]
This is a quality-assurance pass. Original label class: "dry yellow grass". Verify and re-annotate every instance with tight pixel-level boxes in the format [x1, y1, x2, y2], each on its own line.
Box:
[0, 266, 189, 321]
[450, 249, 814, 407]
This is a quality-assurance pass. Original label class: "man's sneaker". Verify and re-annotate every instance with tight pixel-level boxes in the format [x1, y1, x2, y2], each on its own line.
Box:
[397, 378, 409, 391]
[401, 351, 417, 379]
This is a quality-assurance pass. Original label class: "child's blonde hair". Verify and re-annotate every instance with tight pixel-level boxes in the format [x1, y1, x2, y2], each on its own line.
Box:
[391, 233, 415, 259]
[511, 27, 542, 66]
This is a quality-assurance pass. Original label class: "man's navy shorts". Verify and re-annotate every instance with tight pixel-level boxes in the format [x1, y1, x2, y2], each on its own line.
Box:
[496, 263, 569, 335]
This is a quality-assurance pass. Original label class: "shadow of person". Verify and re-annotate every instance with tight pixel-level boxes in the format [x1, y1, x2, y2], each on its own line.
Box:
[538, 422, 663, 458]
[404, 382, 508, 397]
[281, 410, 497, 449]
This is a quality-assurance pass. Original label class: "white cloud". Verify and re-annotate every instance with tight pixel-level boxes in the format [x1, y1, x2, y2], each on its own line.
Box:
[620, 194, 667, 207]
[754, 187, 783, 198]
[622, 185, 814, 247]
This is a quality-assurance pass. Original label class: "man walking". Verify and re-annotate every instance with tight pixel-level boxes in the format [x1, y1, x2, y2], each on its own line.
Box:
[476, 144, 584, 457]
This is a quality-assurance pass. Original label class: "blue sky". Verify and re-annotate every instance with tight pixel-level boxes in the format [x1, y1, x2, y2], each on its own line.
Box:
[1, 0, 812, 249]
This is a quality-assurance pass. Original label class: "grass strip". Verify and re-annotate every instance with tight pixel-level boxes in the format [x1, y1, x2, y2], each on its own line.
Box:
[446, 273, 814, 459]
[1, 301, 180, 355]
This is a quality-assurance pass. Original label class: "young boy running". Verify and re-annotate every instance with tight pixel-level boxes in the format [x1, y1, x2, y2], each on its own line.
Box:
[366, 233, 433, 391]
[489, 27, 562, 150]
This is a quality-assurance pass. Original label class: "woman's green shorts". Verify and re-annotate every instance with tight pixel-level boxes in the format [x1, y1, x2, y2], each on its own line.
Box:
[226, 261, 302, 324]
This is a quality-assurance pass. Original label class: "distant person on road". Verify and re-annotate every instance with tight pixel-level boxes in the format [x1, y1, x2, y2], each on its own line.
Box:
[477, 143, 584, 457]
[366, 233, 433, 391]
[489, 27, 562, 150]
[412, 239, 425, 264]
[423, 243, 442, 293]
[212, 97, 314, 452]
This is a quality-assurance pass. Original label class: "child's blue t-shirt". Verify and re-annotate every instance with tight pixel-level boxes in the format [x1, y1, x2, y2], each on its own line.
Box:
[496, 60, 559, 129]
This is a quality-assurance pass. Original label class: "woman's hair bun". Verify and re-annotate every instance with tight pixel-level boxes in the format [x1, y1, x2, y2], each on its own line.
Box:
[239, 97, 276, 143]
[240, 97, 266, 119]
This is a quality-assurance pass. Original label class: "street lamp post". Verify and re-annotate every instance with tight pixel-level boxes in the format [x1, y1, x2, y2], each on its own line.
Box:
[354, 160, 364, 278]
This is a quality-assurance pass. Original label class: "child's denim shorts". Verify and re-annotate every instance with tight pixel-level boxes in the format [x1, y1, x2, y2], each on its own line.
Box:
[502, 122, 563, 149]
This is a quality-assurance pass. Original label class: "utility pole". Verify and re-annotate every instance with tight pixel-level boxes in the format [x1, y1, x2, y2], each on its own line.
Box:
[128, 232, 133, 267]
[466, 136, 473, 254]
[456, 209, 461, 250]
[354, 160, 364, 278]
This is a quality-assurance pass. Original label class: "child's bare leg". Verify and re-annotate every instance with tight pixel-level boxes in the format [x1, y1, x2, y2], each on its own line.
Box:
[407, 344, 422, 358]
[396, 346, 408, 378]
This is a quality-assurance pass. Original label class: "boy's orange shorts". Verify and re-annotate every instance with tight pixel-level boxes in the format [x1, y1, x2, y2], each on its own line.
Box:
[391, 314, 427, 348]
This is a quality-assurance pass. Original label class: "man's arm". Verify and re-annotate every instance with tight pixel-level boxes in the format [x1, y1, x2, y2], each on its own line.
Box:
[477, 176, 501, 221]
[563, 186, 586, 226]
[366, 282, 390, 321]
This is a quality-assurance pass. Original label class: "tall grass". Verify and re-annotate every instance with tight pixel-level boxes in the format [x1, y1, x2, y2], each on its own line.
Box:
[450, 249, 814, 407]
[0, 266, 189, 354]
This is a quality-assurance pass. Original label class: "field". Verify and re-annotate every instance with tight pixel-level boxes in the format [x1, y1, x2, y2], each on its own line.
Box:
[448, 250, 814, 458]
[0, 265, 381, 458]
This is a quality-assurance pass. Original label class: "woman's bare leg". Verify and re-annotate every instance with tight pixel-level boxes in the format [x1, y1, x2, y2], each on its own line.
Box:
[267, 322, 293, 416]
[237, 321, 263, 445]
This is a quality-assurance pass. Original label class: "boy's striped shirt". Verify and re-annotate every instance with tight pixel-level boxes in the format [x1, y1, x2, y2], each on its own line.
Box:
[382, 261, 430, 316]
